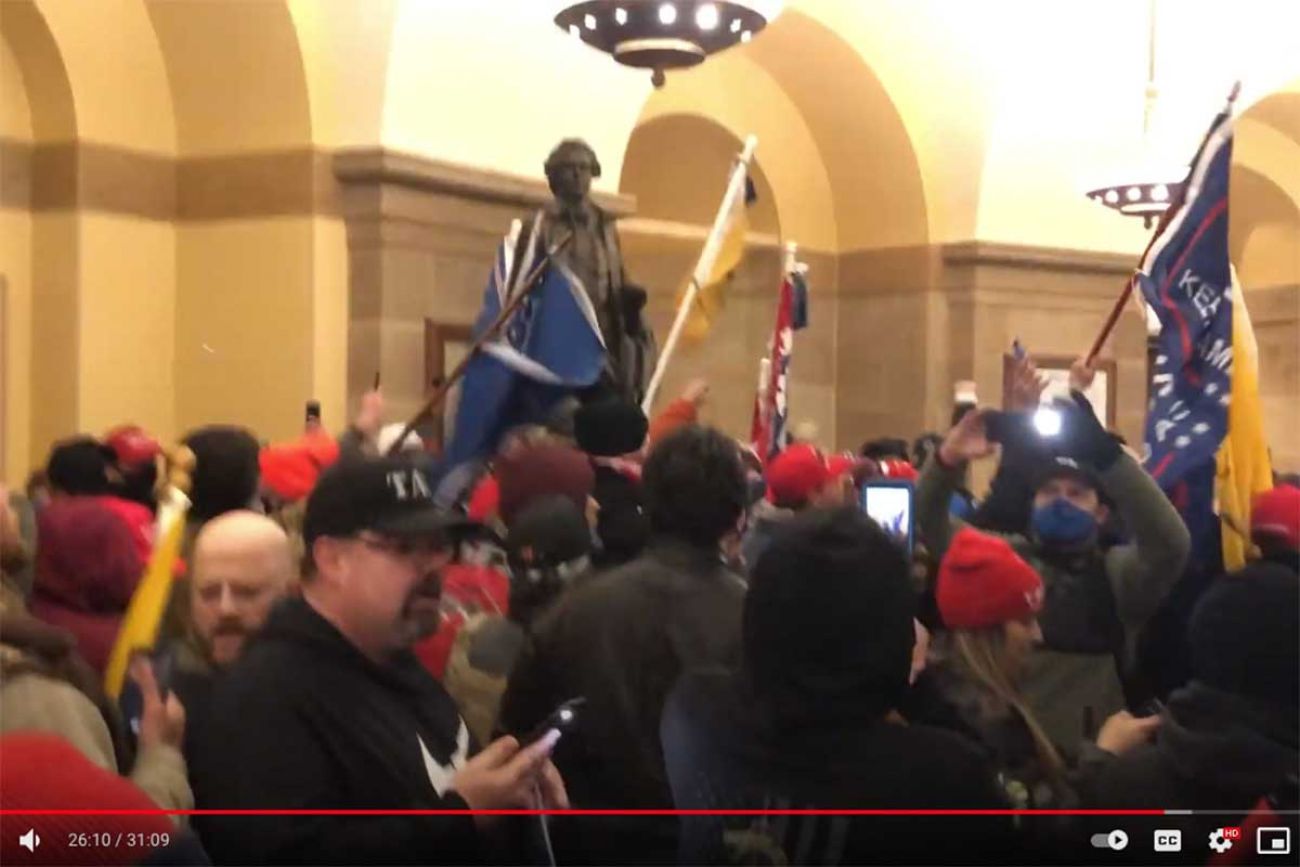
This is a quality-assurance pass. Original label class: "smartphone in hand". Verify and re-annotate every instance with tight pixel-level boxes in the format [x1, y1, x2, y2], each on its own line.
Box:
[521, 697, 586, 747]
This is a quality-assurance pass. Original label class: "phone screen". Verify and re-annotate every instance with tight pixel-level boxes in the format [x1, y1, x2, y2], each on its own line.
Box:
[861, 482, 915, 555]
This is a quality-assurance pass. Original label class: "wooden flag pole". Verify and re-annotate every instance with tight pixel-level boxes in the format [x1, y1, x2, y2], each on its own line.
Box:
[1085, 274, 1137, 365]
[385, 231, 573, 457]
[641, 134, 758, 414]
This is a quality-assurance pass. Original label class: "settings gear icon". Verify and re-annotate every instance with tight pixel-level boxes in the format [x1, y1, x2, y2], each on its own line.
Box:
[1209, 829, 1234, 853]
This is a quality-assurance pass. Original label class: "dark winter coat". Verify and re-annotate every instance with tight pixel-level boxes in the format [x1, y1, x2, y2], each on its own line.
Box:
[590, 463, 648, 567]
[1078, 681, 1298, 816]
[498, 537, 746, 862]
[191, 597, 482, 865]
[662, 668, 1015, 865]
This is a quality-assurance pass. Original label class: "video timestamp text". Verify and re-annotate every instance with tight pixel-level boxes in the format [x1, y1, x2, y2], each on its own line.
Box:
[67, 831, 170, 848]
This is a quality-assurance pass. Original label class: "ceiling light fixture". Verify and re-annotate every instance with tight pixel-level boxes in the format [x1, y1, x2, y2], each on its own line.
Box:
[554, 1, 782, 88]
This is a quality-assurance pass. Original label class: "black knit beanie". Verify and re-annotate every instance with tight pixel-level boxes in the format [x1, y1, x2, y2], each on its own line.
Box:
[745, 506, 915, 727]
[1189, 565, 1299, 710]
[45, 437, 115, 496]
[575, 400, 648, 457]
[182, 425, 261, 522]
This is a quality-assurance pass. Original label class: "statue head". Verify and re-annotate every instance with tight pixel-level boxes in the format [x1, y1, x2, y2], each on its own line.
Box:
[545, 139, 602, 207]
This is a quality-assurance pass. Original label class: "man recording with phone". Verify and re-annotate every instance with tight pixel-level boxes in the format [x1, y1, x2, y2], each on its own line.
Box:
[193, 457, 567, 865]
[917, 356, 1190, 755]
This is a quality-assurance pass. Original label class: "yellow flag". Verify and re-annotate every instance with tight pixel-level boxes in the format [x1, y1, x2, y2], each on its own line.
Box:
[103, 491, 189, 699]
[679, 177, 755, 340]
[1215, 277, 1273, 571]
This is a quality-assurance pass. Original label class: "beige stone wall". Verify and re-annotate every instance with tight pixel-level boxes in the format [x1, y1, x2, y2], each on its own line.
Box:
[1249, 284, 1300, 474]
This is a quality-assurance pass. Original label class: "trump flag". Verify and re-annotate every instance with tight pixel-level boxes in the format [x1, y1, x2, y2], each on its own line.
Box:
[1138, 94, 1272, 571]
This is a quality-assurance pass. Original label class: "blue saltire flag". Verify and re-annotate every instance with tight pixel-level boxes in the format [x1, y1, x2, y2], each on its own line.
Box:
[1137, 97, 1236, 569]
[445, 216, 606, 466]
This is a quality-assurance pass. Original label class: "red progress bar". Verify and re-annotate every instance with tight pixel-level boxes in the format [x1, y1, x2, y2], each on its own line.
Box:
[1, 809, 1167, 817]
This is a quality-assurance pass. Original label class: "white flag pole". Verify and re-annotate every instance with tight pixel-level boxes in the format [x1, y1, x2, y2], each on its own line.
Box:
[641, 134, 758, 414]
[782, 240, 798, 276]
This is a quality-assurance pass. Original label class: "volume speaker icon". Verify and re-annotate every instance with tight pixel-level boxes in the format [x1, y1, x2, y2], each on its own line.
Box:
[19, 829, 41, 852]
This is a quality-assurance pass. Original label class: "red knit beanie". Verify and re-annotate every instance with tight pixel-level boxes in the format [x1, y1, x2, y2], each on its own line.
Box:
[937, 527, 1044, 629]
[495, 443, 595, 527]
[0, 732, 175, 865]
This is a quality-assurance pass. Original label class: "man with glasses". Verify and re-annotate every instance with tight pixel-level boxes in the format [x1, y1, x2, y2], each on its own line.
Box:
[193, 457, 567, 865]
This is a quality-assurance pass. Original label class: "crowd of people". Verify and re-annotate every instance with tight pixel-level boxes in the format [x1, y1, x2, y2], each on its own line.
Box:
[1, 354, 1297, 866]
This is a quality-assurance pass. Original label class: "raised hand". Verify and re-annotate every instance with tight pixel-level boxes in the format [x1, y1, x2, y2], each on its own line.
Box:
[938, 409, 997, 467]
[129, 656, 185, 752]
[1069, 356, 1098, 393]
[1007, 357, 1047, 412]
[681, 379, 710, 407]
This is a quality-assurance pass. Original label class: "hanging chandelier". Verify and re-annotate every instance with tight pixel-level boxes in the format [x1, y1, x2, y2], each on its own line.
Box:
[1084, 0, 1186, 228]
[554, 1, 782, 88]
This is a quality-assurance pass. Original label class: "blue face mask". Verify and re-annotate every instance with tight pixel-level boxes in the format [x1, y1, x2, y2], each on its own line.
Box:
[1031, 498, 1097, 545]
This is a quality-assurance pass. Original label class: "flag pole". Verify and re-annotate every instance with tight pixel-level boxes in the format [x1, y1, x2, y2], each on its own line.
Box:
[1085, 82, 1242, 365]
[641, 134, 758, 414]
[782, 240, 798, 275]
[386, 231, 574, 457]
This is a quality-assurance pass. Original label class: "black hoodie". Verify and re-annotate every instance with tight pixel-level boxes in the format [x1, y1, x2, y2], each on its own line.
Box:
[1078, 681, 1299, 815]
[191, 597, 482, 865]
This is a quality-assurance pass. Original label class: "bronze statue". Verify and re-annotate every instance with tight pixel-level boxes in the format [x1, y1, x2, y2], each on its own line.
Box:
[522, 138, 655, 405]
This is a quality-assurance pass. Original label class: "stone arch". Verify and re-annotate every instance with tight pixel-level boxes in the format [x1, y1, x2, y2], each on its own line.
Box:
[631, 49, 832, 250]
[1233, 78, 1300, 290]
[1230, 164, 1300, 289]
[619, 113, 780, 236]
[1, 0, 81, 478]
[145, 0, 311, 154]
[1, 0, 75, 142]
[741, 9, 929, 252]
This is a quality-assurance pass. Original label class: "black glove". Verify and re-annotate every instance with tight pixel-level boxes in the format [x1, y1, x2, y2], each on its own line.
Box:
[1056, 390, 1122, 471]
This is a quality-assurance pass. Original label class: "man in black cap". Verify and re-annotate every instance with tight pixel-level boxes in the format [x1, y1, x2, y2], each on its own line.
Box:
[917, 358, 1190, 754]
[193, 456, 567, 865]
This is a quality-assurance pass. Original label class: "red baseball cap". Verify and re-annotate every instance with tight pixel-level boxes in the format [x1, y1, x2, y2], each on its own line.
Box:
[104, 425, 161, 469]
[1252, 484, 1300, 551]
[766, 444, 856, 508]
[877, 458, 919, 482]
[937, 527, 1044, 629]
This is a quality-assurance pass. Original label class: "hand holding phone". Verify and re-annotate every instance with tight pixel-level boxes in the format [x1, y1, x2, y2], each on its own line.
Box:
[305, 400, 322, 432]
[128, 653, 185, 751]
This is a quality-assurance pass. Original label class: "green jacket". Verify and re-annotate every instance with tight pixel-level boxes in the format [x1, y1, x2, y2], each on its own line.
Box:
[917, 453, 1190, 752]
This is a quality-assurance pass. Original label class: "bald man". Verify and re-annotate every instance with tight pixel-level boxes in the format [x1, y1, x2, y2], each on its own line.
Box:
[189, 511, 295, 669]
[123, 512, 294, 778]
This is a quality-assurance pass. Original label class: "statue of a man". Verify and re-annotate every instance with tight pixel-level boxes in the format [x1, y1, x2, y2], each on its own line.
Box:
[523, 138, 655, 405]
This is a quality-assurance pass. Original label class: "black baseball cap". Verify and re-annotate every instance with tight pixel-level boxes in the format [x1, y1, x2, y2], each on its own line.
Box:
[303, 456, 473, 547]
[1033, 455, 1102, 494]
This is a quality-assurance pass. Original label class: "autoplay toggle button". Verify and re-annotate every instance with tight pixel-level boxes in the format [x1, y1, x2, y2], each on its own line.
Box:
[1091, 830, 1130, 851]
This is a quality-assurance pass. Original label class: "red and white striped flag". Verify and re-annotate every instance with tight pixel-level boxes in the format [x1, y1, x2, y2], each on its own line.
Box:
[750, 261, 809, 465]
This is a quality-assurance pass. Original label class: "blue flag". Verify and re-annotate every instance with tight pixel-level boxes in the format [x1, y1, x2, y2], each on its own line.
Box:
[1137, 100, 1235, 566]
[445, 217, 606, 465]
